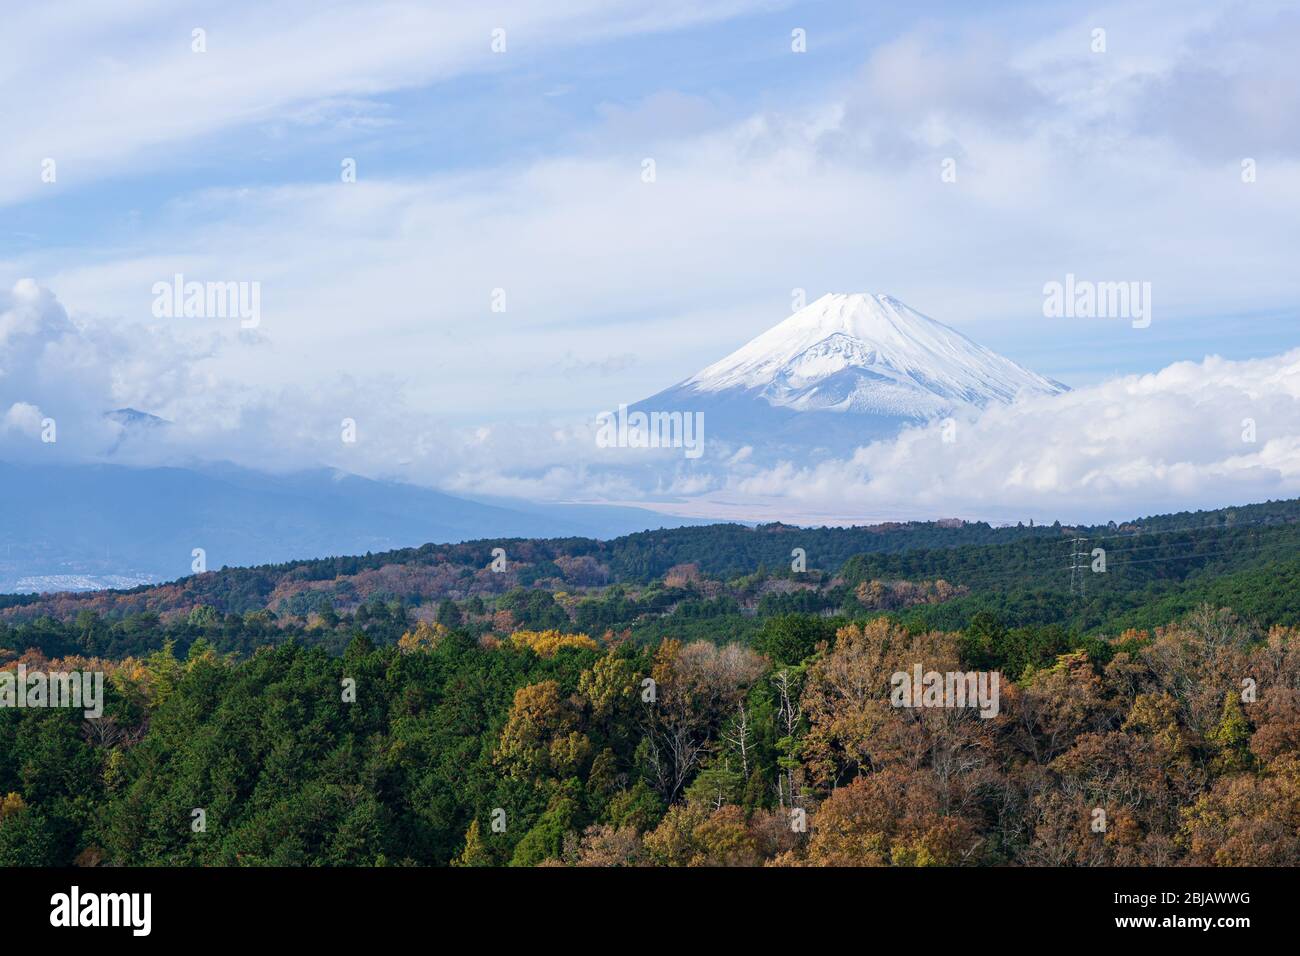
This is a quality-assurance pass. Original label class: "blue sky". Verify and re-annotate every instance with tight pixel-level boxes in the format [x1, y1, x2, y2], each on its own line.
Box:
[2, 0, 1299, 520]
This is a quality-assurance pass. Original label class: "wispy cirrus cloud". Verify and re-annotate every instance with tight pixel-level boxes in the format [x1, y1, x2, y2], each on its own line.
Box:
[0, 0, 785, 207]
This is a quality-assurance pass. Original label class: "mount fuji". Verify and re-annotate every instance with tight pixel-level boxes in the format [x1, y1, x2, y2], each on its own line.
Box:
[633, 293, 1067, 461]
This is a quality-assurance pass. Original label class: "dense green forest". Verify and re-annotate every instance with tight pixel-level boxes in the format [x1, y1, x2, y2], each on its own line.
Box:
[2, 498, 1299, 866]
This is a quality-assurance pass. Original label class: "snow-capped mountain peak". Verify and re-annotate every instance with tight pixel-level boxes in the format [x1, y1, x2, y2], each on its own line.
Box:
[628, 292, 1067, 462]
[680, 292, 1066, 415]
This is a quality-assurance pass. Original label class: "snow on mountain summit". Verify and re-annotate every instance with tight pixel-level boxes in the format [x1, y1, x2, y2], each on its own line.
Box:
[679, 292, 1066, 417]
[628, 292, 1068, 462]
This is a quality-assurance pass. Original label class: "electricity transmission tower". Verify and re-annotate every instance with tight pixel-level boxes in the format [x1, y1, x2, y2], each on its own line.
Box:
[1068, 537, 1089, 598]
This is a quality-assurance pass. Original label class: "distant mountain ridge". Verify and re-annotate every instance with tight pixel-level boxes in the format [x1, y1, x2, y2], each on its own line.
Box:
[0, 460, 704, 593]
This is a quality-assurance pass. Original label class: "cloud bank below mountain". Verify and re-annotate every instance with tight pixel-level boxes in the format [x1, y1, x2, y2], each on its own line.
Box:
[719, 348, 1300, 524]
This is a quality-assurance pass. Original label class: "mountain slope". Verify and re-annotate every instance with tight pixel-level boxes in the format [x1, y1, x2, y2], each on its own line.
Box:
[5, 495, 1297, 632]
[636, 293, 1066, 457]
[0, 461, 703, 593]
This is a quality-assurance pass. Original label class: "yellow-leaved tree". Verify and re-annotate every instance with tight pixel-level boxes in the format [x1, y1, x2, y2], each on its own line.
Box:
[509, 629, 598, 658]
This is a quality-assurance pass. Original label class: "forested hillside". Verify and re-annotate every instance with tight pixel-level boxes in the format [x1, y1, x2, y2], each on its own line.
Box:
[2, 498, 1299, 867]
[4, 497, 1299, 661]
[3, 607, 1297, 867]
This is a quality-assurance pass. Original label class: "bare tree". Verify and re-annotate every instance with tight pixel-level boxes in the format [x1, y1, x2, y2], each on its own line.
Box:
[773, 669, 804, 811]
[721, 700, 752, 776]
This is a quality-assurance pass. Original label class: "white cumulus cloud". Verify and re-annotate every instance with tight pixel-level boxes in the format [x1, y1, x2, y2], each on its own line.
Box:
[725, 349, 1300, 524]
